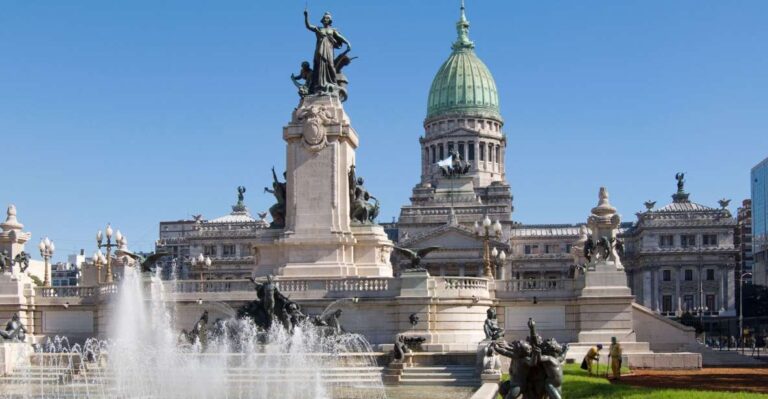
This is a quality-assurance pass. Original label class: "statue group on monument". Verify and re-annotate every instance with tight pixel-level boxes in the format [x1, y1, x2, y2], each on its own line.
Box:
[293, 9, 355, 102]
[439, 149, 472, 178]
[348, 166, 379, 224]
[264, 167, 287, 228]
[493, 318, 568, 399]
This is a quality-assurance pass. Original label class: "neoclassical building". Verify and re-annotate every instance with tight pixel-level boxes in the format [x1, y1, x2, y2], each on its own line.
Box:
[622, 182, 737, 318]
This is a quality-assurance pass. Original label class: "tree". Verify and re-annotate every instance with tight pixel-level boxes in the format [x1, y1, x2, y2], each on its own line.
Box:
[742, 284, 768, 317]
[678, 311, 704, 334]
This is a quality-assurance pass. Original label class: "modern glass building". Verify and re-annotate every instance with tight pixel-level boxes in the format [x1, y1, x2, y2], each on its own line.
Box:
[752, 157, 768, 285]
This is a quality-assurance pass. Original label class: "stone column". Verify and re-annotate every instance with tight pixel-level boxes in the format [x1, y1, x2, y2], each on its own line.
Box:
[675, 267, 681, 313]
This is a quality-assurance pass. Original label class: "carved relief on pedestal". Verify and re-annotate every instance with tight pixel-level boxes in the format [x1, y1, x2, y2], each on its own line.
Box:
[298, 104, 335, 152]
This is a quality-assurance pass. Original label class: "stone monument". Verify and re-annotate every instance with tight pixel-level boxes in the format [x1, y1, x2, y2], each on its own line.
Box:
[253, 10, 393, 278]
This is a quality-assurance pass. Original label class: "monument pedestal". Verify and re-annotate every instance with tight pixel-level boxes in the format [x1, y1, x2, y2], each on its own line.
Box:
[275, 95, 393, 278]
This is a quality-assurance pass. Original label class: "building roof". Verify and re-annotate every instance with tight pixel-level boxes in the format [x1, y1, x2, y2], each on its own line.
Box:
[426, 3, 500, 121]
[207, 210, 255, 224]
[653, 201, 716, 213]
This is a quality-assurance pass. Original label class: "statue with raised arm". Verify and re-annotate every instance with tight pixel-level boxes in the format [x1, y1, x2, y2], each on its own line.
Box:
[0, 313, 27, 342]
[538, 338, 568, 399]
[493, 340, 535, 399]
[303, 9, 352, 97]
[264, 167, 287, 228]
[675, 172, 685, 193]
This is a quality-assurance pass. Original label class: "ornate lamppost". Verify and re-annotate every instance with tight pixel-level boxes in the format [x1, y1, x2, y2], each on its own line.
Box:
[475, 216, 502, 279]
[92, 250, 107, 284]
[490, 247, 507, 280]
[191, 253, 212, 280]
[38, 237, 55, 286]
[96, 224, 126, 284]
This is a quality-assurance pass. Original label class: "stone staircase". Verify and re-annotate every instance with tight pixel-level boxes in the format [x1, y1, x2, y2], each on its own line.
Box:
[383, 352, 479, 387]
[0, 364, 73, 385]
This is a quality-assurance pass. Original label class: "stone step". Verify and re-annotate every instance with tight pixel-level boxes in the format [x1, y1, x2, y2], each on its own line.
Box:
[398, 377, 476, 386]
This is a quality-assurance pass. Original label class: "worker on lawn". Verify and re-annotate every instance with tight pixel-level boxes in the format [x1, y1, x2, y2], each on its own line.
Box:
[581, 344, 602, 375]
[609, 336, 623, 380]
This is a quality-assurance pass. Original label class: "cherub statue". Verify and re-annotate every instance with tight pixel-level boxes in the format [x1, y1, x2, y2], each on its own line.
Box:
[0, 250, 9, 273]
[291, 61, 313, 97]
[483, 307, 505, 341]
[13, 252, 29, 273]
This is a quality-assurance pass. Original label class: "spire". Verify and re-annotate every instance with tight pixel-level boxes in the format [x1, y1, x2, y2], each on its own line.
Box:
[452, 0, 474, 50]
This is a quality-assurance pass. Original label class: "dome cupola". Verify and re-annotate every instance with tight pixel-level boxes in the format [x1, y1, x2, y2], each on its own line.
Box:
[426, 2, 501, 122]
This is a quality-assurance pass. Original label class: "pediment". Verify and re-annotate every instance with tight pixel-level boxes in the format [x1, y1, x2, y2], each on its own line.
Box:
[401, 224, 507, 251]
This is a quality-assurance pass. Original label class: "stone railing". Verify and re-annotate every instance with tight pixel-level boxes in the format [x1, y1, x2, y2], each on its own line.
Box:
[441, 277, 489, 291]
[37, 283, 119, 299]
[495, 278, 582, 300]
[434, 277, 491, 300]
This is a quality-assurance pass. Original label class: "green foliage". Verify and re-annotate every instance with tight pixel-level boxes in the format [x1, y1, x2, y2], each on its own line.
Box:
[29, 275, 43, 287]
[498, 364, 768, 399]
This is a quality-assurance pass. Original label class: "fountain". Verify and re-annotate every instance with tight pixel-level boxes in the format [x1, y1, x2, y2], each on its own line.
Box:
[0, 267, 388, 399]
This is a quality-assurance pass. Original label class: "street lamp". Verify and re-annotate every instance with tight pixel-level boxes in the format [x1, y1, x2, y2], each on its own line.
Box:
[489, 247, 507, 280]
[96, 224, 126, 284]
[475, 216, 502, 279]
[740, 272, 753, 352]
[92, 250, 107, 284]
[191, 253, 212, 279]
[38, 237, 55, 286]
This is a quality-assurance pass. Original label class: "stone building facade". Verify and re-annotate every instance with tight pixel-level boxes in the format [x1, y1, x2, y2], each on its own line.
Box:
[735, 199, 754, 284]
[752, 157, 768, 286]
[622, 182, 737, 319]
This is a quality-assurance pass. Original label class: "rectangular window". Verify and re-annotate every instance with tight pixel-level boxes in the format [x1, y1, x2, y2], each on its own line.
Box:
[458, 142, 465, 160]
[662, 295, 673, 313]
[479, 142, 485, 161]
[203, 245, 216, 256]
[663, 269, 671, 281]
[496, 146, 501, 164]
[431, 146, 436, 163]
[683, 295, 694, 312]
[703, 234, 718, 246]
[468, 142, 475, 160]
[681, 234, 696, 248]
[706, 294, 716, 312]
[544, 245, 551, 254]
[222, 244, 236, 257]
[684, 269, 693, 281]
[438, 144, 444, 160]
[659, 235, 674, 247]
[488, 144, 494, 162]
[524, 245, 532, 255]
[706, 269, 715, 281]
[565, 244, 572, 254]
[447, 141, 454, 153]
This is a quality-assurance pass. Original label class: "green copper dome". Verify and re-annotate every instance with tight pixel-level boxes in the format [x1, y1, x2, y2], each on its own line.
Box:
[426, 4, 501, 121]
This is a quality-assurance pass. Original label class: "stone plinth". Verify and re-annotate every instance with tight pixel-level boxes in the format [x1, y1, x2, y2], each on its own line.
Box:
[275, 95, 392, 278]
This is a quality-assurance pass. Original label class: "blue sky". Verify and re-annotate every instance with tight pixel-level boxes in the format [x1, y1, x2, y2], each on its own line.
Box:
[1, 1, 766, 261]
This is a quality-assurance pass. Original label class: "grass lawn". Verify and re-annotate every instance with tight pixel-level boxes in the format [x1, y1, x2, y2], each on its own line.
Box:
[498, 364, 768, 399]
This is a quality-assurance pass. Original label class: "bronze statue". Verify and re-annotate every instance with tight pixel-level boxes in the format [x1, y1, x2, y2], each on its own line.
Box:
[291, 61, 313, 97]
[675, 172, 686, 193]
[13, 252, 29, 273]
[348, 166, 379, 224]
[493, 318, 568, 399]
[393, 334, 407, 362]
[321, 309, 345, 335]
[409, 313, 420, 327]
[439, 149, 472, 178]
[583, 236, 595, 262]
[264, 167, 287, 228]
[483, 307, 505, 341]
[0, 313, 27, 342]
[303, 9, 352, 98]
[0, 250, 9, 273]
[393, 246, 440, 272]
[237, 186, 246, 204]
[179, 310, 209, 350]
